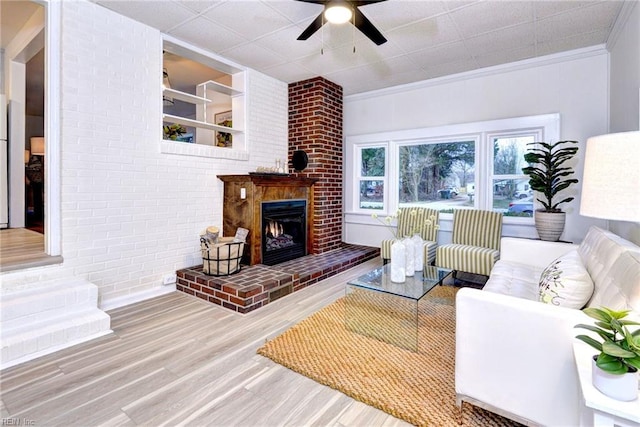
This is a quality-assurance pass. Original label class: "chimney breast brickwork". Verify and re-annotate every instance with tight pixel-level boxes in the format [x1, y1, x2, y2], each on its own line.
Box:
[289, 77, 343, 254]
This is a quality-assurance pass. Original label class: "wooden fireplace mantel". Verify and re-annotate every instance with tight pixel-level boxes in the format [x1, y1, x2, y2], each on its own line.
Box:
[217, 174, 319, 265]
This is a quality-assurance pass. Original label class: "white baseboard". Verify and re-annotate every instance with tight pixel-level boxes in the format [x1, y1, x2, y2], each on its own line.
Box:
[100, 285, 176, 311]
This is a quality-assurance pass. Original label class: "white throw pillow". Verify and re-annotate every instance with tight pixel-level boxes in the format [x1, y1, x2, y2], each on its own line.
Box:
[539, 250, 594, 309]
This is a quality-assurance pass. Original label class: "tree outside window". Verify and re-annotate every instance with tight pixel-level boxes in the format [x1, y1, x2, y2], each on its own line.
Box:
[492, 135, 535, 217]
[359, 147, 385, 210]
[398, 141, 475, 209]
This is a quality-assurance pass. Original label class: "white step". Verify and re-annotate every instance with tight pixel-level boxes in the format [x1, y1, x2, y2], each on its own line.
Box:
[0, 278, 112, 370]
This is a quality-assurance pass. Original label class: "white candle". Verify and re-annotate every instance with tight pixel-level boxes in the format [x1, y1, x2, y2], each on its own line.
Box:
[403, 236, 415, 276]
[390, 240, 406, 283]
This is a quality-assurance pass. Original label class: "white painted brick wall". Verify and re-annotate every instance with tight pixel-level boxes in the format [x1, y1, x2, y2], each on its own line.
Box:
[1, 0, 289, 309]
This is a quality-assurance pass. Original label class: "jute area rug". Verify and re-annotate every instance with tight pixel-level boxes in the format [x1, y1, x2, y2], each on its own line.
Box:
[257, 286, 520, 426]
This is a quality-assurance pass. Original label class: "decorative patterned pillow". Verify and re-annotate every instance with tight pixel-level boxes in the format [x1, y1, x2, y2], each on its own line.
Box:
[539, 250, 594, 309]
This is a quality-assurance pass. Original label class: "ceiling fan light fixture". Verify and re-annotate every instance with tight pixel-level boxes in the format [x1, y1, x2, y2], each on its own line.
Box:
[324, 3, 352, 24]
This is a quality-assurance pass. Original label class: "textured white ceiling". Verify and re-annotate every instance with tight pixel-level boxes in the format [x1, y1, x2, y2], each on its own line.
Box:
[26, 0, 634, 95]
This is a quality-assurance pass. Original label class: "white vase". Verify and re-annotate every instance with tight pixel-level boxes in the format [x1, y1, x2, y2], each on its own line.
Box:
[403, 236, 415, 276]
[412, 233, 423, 271]
[591, 357, 639, 401]
[390, 240, 406, 283]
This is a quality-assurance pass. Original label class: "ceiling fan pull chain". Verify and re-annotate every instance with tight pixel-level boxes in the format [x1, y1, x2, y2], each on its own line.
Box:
[352, 7, 356, 53]
[321, 12, 324, 55]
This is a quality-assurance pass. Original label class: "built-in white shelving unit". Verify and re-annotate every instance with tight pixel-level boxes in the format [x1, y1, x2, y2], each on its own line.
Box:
[162, 80, 244, 138]
[162, 36, 246, 152]
[162, 88, 210, 105]
[198, 80, 242, 97]
[162, 114, 243, 134]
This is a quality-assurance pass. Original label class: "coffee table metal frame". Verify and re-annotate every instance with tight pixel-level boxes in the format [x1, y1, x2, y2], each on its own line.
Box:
[345, 264, 453, 352]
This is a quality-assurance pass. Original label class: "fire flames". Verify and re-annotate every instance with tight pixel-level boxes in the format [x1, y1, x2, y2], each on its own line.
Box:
[265, 220, 284, 237]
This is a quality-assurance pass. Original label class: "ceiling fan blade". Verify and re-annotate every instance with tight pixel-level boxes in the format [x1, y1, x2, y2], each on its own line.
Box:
[351, 0, 387, 6]
[297, 13, 325, 41]
[353, 7, 387, 45]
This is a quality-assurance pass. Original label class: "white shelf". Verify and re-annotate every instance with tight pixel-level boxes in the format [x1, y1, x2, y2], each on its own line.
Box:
[199, 80, 242, 97]
[163, 88, 210, 105]
[163, 114, 242, 134]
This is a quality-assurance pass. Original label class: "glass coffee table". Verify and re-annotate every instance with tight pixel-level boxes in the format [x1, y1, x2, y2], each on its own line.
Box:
[345, 264, 453, 352]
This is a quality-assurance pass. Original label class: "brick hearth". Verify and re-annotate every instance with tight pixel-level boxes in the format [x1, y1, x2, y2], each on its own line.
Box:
[177, 243, 379, 314]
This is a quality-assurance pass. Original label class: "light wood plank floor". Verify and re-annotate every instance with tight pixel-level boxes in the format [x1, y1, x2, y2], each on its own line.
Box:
[0, 258, 413, 427]
[0, 228, 60, 272]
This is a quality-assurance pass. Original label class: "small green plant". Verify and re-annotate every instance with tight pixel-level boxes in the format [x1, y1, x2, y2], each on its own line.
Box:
[163, 123, 186, 140]
[522, 140, 579, 212]
[575, 307, 640, 375]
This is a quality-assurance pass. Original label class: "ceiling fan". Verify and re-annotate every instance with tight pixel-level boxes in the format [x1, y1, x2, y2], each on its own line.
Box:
[295, 0, 388, 46]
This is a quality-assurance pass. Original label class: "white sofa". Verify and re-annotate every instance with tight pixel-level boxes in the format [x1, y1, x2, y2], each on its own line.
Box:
[455, 226, 640, 426]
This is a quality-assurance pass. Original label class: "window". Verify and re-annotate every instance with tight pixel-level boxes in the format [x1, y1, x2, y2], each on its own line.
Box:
[491, 133, 538, 217]
[161, 36, 245, 155]
[346, 114, 559, 221]
[357, 146, 386, 210]
[398, 139, 475, 210]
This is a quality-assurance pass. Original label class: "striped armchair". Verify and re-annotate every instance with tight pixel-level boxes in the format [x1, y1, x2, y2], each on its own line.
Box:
[380, 208, 440, 265]
[436, 209, 503, 277]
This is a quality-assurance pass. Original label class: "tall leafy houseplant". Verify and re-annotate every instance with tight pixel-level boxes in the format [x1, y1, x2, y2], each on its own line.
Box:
[521, 140, 579, 241]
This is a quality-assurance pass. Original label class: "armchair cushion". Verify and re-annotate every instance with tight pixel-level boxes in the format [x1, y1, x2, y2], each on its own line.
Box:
[435, 209, 503, 276]
[436, 244, 499, 277]
[424, 240, 437, 266]
[538, 249, 594, 309]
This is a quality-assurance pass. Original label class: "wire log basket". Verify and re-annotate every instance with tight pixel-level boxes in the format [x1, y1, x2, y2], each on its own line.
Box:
[200, 236, 245, 276]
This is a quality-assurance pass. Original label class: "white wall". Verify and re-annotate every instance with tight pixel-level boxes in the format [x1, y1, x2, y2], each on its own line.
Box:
[344, 47, 611, 246]
[607, 2, 640, 246]
[0, 0, 289, 309]
[610, 2, 640, 133]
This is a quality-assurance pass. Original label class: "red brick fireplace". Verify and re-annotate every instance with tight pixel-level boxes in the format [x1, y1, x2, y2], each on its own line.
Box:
[289, 77, 343, 254]
[174, 76, 367, 315]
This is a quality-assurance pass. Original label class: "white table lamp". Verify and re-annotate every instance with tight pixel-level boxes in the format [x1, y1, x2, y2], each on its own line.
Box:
[580, 131, 640, 222]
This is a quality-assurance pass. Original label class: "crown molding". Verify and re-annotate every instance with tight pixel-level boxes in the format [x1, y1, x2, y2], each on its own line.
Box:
[606, 0, 638, 51]
[346, 44, 609, 102]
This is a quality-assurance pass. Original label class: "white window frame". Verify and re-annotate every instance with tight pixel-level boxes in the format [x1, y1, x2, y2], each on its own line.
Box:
[488, 129, 543, 217]
[395, 135, 479, 210]
[345, 113, 560, 224]
[353, 143, 389, 213]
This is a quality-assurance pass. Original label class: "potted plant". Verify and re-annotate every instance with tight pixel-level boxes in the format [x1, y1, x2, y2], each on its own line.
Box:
[522, 140, 579, 241]
[575, 307, 640, 401]
[163, 123, 186, 140]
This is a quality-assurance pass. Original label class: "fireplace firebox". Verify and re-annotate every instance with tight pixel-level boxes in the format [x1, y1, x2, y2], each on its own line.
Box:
[262, 200, 306, 266]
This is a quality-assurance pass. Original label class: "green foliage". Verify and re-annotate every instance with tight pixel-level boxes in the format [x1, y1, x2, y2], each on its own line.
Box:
[361, 147, 386, 176]
[575, 307, 640, 375]
[521, 140, 579, 212]
[398, 142, 474, 203]
[494, 140, 520, 175]
[503, 211, 532, 218]
[163, 123, 186, 140]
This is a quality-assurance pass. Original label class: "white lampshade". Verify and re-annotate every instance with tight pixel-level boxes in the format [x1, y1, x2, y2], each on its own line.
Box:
[325, 3, 352, 24]
[580, 131, 640, 222]
[31, 137, 45, 156]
